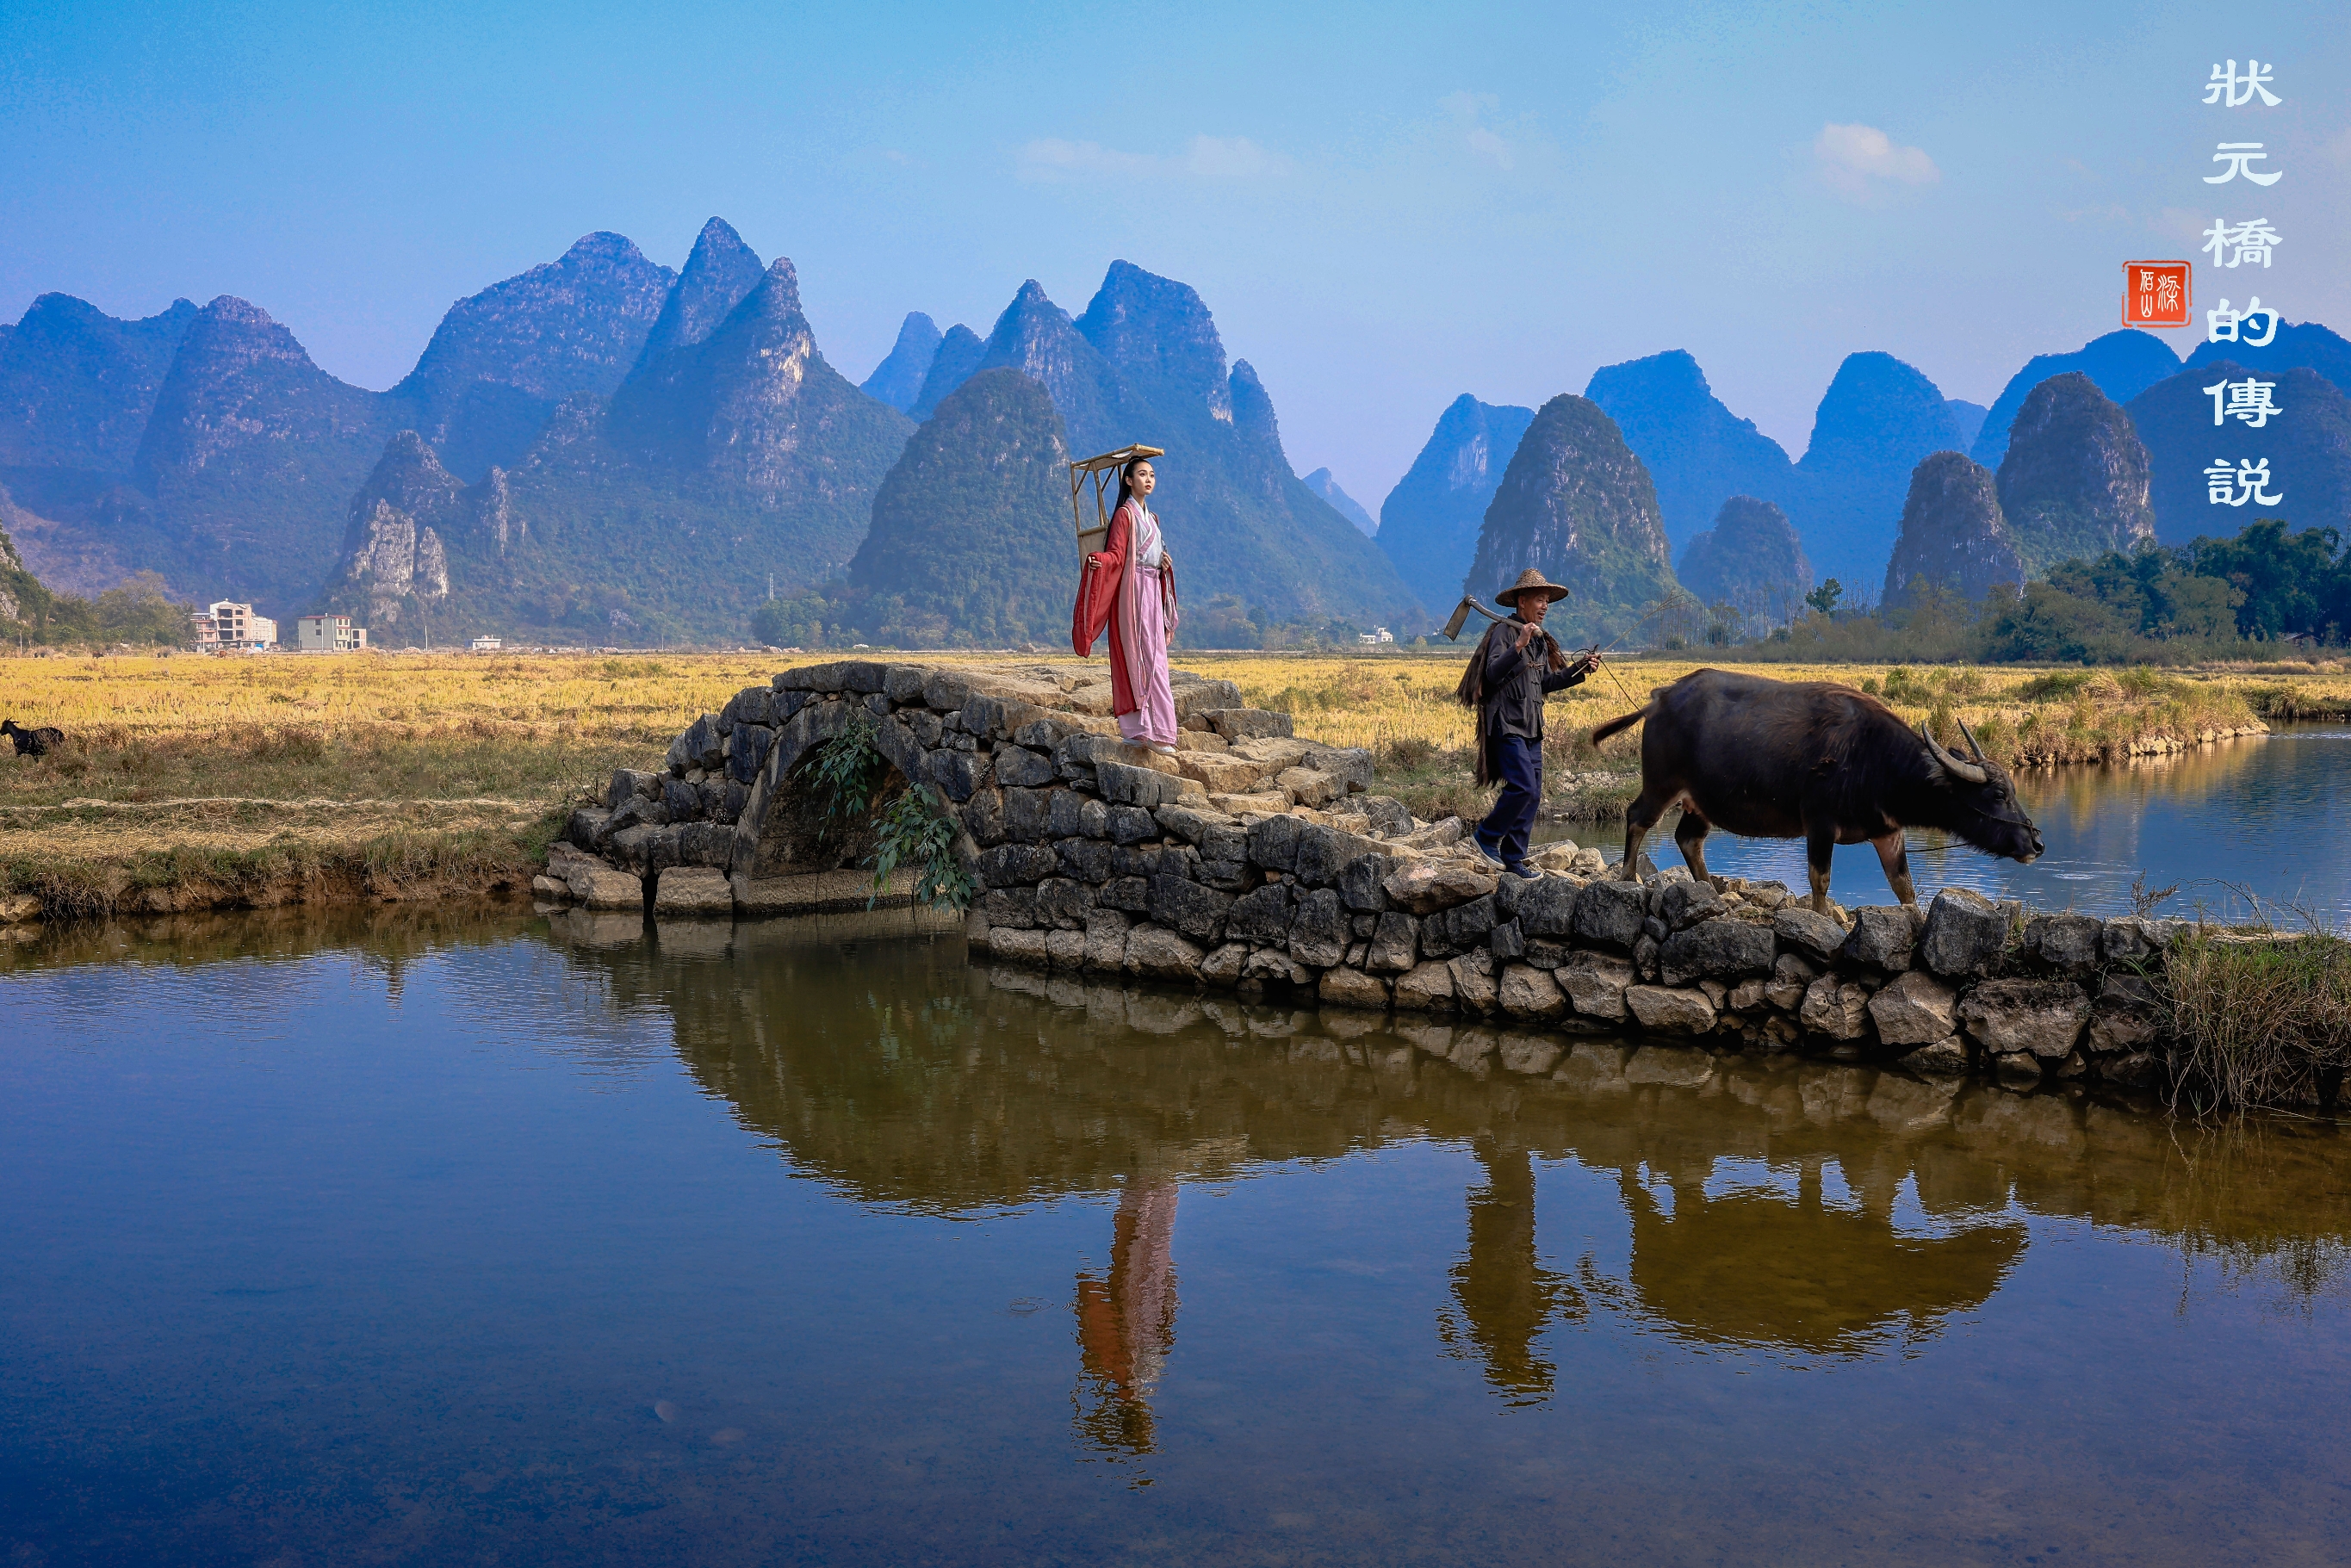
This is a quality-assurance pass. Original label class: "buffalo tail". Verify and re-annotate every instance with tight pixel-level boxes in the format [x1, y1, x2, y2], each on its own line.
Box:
[1588, 703, 1652, 745]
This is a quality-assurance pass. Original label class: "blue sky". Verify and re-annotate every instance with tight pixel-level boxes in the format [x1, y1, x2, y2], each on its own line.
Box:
[3, 0, 2343, 507]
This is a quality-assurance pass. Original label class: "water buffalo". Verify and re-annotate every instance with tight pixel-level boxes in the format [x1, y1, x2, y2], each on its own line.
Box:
[3, 719, 65, 758]
[1588, 669, 2043, 911]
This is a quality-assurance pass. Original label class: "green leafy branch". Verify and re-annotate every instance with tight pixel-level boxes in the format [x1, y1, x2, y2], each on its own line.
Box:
[868, 784, 976, 913]
[801, 708, 890, 845]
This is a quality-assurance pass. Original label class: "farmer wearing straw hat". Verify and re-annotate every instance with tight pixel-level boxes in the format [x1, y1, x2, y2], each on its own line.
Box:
[1454, 567, 1600, 877]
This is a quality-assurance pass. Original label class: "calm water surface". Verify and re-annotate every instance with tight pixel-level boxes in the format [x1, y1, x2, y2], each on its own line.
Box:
[5, 907, 2351, 1565]
[1569, 725, 2351, 926]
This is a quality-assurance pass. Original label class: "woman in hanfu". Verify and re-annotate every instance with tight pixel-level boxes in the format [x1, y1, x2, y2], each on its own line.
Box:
[1099, 457, 1180, 754]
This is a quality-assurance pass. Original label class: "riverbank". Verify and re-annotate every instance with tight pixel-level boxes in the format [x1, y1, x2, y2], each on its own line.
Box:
[0, 648, 2338, 919]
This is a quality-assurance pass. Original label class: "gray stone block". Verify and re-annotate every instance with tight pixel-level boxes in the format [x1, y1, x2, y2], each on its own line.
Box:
[1337, 853, 1393, 914]
[1108, 805, 1158, 845]
[2027, 913, 2102, 975]
[1146, 875, 1232, 945]
[927, 747, 985, 802]
[1225, 883, 1295, 944]
[1097, 759, 1183, 809]
[1515, 875, 1579, 938]
[1489, 918, 1526, 962]
[1422, 893, 1498, 959]
[961, 789, 1008, 847]
[1843, 906, 1916, 970]
[1659, 879, 1727, 931]
[1659, 918, 1777, 987]
[1294, 823, 1385, 887]
[1771, 906, 1846, 963]
[992, 746, 1057, 789]
[1047, 788, 1088, 840]
[1368, 911, 1419, 972]
[1203, 708, 1293, 741]
[1920, 887, 2008, 977]
[1289, 888, 1349, 968]
[975, 844, 1059, 886]
[1100, 877, 1151, 914]
[1033, 878, 1095, 928]
[1058, 838, 1113, 883]
[1572, 879, 1647, 950]
[1246, 814, 1304, 873]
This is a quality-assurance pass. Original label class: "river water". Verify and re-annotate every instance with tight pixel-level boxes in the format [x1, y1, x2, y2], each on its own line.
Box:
[5, 907, 2349, 1565]
[1568, 724, 2351, 927]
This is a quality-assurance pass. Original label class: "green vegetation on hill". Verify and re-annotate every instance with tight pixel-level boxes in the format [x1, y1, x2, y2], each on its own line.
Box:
[1463, 394, 1679, 642]
[1740, 518, 2351, 665]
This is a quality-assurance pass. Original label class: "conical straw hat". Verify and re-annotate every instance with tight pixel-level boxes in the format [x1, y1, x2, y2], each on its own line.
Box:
[1494, 567, 1570, 607]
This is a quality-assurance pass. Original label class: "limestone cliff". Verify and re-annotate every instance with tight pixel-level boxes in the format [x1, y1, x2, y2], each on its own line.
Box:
[393, 231, 676, 480]
[1796, 353, 1963, 592]
[843, 369, 1070, 645]
[1677, 496, 1812, 618]
[1882, 453, 2025, 607]
[859, 312, 943, 413]
[1994, 373, 2155, 576]
[1585, 350, 1798, 552]
[1377, 396, 1535, 602]
[1463, 394, 1677, 641]
[326, 433, 463, 629]
[630, 219, 766, 375]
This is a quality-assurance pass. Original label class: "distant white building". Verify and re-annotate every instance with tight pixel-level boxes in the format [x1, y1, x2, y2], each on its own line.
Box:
[295, 613, 368, 652]
[191, 601, 276, 652]
[468, 636, 503, 652]
[1357, 626, 1394, 646]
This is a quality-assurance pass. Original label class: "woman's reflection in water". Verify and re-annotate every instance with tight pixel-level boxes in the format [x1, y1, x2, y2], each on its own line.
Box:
[1439, 1137, 1582, 1404]
[1074, 1179, 1180, 1457]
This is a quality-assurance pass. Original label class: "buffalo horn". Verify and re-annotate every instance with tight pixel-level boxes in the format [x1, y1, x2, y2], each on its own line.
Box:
[1920, 722, 1988, 784]
[1957, 714, 1988, 762]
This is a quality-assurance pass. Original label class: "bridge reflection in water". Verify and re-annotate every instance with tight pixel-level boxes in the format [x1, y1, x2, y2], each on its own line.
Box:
[543, 906, 2342, 1456]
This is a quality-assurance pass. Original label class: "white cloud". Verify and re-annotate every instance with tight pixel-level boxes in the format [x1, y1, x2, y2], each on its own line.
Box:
[1017, 134, 1289, 183]
[1466, 127, 1514, 170]
[1813, 122, 1940, 201]
[1440, 92, 1514, 170]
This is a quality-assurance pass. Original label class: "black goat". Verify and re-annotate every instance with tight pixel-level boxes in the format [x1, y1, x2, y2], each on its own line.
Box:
[3, 719, 65, 758]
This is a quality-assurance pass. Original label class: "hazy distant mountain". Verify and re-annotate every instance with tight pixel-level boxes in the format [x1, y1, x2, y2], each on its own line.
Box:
[1302, 468, 1376, 534]
[940, 261, 1423, 630]
[910, 325, 985, 420]
[131, 295, 408, 606]
[1796, 351, 1964, 597]
[1677, 495, 1810, 619]
[630, 219, 766, 375]
[391, 232, 676, 481]
[0, 294, 198, 474]
[328, 255, 915, 643]
[1970, 330, 2180, 468]
[2126, 362, 2351, 545]
[859, 312, 943, 413]
[1945, 399, 1988, 451]
[1584, 350, 1798, 553]
[842, 368, 1071, 645]
[1883, 452, 2024, 608]
[1465, 394, 1677, 641]
[1994, 373, 2155, 576]
[2182, 319, 2351, 394]
[1378, 395, 1534, 602]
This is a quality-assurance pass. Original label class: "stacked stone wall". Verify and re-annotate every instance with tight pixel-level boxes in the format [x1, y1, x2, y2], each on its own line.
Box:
[539, 659, 2192, 1097]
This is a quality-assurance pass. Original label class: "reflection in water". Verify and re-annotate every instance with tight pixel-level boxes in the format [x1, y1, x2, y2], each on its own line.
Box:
[1074, 1181, 1180, 1456]
[553, 915, 2351, 1393]
[1439, 1141, 1580, 1403]
[1610, 1158, 2024, 1359]
[9, 908, 2351, 1565]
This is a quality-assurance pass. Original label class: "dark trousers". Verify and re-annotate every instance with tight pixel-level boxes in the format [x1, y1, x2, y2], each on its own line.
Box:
[1474, 734, 1542, 870]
